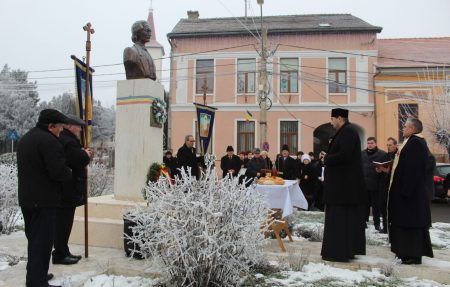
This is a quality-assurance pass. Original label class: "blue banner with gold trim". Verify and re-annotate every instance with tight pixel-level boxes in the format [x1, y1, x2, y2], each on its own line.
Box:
[194, 103, 217, 155]
[72, 55, 94, 145]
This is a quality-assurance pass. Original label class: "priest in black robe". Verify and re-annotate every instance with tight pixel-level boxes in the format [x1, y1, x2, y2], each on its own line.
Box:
[321, 108, 368, 262]
[387, 117, 433, 264]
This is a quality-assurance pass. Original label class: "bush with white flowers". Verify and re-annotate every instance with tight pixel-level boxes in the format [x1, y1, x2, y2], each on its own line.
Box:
[125, 156, 270, 286]
[0, 164, 20, 234]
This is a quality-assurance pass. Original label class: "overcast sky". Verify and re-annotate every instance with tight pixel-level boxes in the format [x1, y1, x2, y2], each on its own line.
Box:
[1, 0, 449, 106]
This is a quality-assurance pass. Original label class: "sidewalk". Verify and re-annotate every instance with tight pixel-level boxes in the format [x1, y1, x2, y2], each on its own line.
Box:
[1, 231, 449, 286]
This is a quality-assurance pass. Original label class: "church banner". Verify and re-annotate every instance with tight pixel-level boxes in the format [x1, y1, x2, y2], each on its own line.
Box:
[72, 55, 94, 145]
[194, 103, 217, 155]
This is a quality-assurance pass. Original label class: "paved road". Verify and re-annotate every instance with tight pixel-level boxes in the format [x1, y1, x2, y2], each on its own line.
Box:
[431, 201, 450, 223]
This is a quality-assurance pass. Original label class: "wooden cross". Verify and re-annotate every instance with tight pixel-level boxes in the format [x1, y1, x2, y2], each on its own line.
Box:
[83, 23, 95, 52]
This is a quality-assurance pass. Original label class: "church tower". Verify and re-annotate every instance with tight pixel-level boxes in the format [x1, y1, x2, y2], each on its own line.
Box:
[145, 3, 165, 81]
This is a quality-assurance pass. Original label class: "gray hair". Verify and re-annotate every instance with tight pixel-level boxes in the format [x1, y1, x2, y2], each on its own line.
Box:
[131, 20, 151, 43]
[406, 117, 423, 133]
[185, 135, 194, 142]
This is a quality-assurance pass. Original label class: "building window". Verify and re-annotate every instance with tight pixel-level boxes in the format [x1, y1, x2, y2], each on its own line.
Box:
[237, 121, 255, 153]
[280, 121, 298, 154]
[398, 104, 418, 143]
[280, 58, 298, 93]
[194, 120, 213, 154]
[328, 58, 347, 93]
[237, 59, 256, 94]
[196, 59, 214, 94]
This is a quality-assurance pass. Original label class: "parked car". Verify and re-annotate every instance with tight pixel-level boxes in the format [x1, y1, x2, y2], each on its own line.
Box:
[434, 163, 450, 200]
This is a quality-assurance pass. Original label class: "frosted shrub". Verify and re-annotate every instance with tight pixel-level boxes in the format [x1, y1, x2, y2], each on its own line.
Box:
[125, 155, 270, 286]
[0, 164, 20, 234]
[88, 163, 113, 197]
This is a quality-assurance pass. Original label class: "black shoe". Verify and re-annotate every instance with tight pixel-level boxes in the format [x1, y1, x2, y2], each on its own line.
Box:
[47, 273, 54, 281]
[49, 285, 62, 287]
[401, 257, 422, 265]
[322, 256, 349, 263]
[68, 253, 82, 260]
[52, 255, 79, 265]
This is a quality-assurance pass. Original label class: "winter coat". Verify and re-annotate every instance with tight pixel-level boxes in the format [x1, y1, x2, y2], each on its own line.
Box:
[300, 163, 317, 198]
[245, 157, 266, 178]
[17, 124, 72, 208]
[177, 144, 199, 179]
[323, 122, 367, 205]
[361, 147, 387, 191]
[220, 154, 241, 178]
[389, 135, 431, 228]
[163, 156, 178, 178]
[275, 156, 298, 180]
[59, 129, 90, 207]
[425, 151, 436, 201]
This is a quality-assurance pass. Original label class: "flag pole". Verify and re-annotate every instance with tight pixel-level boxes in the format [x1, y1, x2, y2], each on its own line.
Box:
[82, 22, 94, 258]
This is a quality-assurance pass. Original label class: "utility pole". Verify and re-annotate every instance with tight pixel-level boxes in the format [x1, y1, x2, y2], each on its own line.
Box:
[258, 0, 268, 148]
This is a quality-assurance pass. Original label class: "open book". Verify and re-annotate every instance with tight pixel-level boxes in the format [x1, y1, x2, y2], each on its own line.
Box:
[372, 160, 393, 168]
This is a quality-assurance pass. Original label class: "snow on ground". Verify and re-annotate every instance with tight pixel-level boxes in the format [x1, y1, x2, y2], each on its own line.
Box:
[259, 262, 447, 287]
[48, 273, 161, 287]
[290, 211, 450, 250]
[0, 261, 9, 271]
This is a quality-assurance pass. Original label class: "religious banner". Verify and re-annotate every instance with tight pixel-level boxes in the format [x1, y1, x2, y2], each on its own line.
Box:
[194, 103, 217, 155]
[72, 55, 94, 146]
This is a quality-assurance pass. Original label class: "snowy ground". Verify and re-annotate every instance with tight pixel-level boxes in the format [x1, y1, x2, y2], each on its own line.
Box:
[1, 210, 449, 287]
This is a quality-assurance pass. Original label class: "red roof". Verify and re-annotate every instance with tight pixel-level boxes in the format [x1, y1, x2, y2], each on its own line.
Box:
[146, 10, 164, 51]
[377, 37, 450, 68]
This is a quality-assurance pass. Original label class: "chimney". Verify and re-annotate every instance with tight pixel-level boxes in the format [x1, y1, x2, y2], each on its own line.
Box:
[187, 10, 199, 20]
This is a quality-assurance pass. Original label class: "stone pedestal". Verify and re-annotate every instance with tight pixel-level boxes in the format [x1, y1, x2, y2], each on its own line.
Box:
[114, 79, 164, 201]
[70, 79, 164, 249]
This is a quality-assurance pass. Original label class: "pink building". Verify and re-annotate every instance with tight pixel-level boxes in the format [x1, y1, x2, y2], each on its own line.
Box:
[167, 12, 381, 164]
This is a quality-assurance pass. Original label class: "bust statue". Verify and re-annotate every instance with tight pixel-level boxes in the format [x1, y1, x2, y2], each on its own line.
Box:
[123, 20, 157, 81]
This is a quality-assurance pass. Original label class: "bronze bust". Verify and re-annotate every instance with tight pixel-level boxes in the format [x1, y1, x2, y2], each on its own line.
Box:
[123, 20, 157, 80]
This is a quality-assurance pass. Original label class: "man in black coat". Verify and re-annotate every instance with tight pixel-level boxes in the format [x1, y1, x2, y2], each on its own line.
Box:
[52, 115, 91, 265]
[388, 118, 433, 264]
[376, 137, 398, 233]
[17, 109, 72, 287]
[321, 108, 367, 262]
[220, 145, 241, 178]
[245, 148, 266, 179]
[177, 135, 200, 179]
[361, 137, 387, 231]
[275, 144, 298, 180]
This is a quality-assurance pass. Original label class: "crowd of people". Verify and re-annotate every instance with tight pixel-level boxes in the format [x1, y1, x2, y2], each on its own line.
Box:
[164, 108, 435, 266]
[17, 107, 437, 286]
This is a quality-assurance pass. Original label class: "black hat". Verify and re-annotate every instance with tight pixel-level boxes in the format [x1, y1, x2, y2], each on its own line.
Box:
[281, 144, 289, 152]
[226, 145, 234, 152]
[253, 147, 261, 154]
[38, 109, 69, 125]
[331, 108, 349, 118]
[66, 114, 86, 126]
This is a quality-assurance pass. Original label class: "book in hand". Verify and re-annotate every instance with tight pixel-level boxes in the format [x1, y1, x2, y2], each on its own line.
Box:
[372, 160, 393, 168]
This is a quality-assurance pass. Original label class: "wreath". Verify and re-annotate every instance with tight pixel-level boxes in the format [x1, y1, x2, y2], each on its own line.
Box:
[152, 98, 168, 125]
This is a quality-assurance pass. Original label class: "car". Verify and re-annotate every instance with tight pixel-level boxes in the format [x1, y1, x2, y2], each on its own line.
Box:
[434, 163, 450, 200]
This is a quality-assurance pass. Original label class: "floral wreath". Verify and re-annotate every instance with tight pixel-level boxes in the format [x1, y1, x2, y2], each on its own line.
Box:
[152, 98, 168, 125]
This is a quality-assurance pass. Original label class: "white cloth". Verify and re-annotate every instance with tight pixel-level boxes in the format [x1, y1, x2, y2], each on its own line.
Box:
[255, 180, 308, 217]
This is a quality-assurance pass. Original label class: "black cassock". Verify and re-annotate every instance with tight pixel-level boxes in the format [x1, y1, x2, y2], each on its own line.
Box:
[275, 156, 298, 180]
[321, 122, 367, 261]
[388, 135, 433, 260]
[220, 154, 241, 178]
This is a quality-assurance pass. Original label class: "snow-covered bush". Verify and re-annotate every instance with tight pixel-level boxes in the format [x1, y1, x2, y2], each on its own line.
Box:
[125, 156, 270, 286]
[278, 247, 310, 272]
[0, 164, 20, 234]
[88, 163, 113, 197]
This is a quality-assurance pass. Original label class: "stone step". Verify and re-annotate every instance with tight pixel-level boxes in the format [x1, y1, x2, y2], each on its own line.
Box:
[70, 215, 124, 249]
[75, 194, 146, 220]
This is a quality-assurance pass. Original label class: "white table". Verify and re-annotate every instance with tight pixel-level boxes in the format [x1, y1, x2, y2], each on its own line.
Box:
[255, 180, 308, 218]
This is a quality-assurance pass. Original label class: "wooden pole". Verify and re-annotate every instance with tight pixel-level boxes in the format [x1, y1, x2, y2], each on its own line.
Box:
[82, 22, 94, 258]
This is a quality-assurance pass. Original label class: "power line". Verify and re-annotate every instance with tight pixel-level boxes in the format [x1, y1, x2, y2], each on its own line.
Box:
[279, 43, 450, 66]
